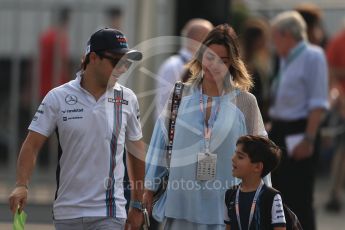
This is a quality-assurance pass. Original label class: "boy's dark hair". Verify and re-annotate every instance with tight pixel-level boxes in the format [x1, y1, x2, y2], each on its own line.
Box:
[236, 135, 281, 177]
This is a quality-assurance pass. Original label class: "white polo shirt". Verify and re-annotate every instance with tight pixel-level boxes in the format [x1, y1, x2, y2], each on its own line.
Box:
[29, 72, 142, 220]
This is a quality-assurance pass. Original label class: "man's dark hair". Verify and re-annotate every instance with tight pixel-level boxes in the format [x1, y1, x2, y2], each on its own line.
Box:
[295, 4, 322, 29]
[57, 7, 71, 26]
[80, 54, 90, 71]
[106, 8, 122, 19]
[236, 135, 281, 177]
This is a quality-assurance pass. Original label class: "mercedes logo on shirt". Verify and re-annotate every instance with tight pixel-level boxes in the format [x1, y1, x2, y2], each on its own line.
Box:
[65, 94, 78, 105]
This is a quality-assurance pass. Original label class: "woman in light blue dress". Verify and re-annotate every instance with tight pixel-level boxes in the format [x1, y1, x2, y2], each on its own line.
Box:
[144, 24, 267, 230]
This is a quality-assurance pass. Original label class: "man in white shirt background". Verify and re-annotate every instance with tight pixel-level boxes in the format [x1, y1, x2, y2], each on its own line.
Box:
[155, 18, 213, 118]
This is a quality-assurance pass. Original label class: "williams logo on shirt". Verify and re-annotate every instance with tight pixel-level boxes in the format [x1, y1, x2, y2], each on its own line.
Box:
[108, 98, 128, 105]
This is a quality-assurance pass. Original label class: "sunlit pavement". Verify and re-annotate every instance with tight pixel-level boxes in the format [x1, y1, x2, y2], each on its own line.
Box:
[0, 175, 344, 230]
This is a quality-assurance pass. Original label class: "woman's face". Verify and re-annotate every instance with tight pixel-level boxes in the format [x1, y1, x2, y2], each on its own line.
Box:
[202, 44, 231, 85]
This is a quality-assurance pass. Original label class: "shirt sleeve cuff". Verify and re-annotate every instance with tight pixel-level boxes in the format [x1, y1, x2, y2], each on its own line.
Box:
[127, 133, 143, 141]
[308, 99, 329, 110]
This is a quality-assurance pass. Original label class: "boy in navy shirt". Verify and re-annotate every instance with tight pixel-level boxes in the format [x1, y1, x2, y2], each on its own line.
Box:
[224, 135, 286, 230]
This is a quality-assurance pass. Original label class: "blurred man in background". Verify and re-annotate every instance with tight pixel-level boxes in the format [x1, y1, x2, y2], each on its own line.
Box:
[155, 18, 213, 118]
[39, 7, 71, 99]
[269, 11, 329, 230]
[37, 7, 71, 168]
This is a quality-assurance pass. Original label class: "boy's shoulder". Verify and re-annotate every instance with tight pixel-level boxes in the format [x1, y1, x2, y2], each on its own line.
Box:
[261, 185, 303, 230]
[262, 184, 280, 196]
[226, 185, 239, 193]
[225, 185, 239, 199]
[259, 185, 281, 205]
[224, 184, 282, 207]
[224, 185, 239, 208]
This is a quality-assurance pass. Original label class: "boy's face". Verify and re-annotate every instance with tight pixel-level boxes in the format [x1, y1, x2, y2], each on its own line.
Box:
[232, 144, 260, 179]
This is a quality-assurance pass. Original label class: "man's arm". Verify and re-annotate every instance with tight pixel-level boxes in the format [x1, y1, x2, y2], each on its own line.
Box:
[126, 139, 146, 200]
[125, 139, 146, 229]
[305, 108, 325, 141]
[8, 131, 47, 214]
[292, 108, 325, 160]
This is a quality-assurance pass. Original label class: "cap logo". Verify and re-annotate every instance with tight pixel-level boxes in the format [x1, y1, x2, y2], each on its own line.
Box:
[115, 34, 128, 48]
[85, 45, 90, 55]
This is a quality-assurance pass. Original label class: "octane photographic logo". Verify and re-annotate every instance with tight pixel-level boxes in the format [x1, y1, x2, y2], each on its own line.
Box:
[105, 36, 236, 167]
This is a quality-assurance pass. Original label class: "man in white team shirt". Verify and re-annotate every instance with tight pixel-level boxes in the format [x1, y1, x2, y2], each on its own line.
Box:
[9, 28, 146, 230]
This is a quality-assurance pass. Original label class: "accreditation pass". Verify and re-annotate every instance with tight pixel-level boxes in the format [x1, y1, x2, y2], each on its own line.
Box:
[197, 152, 217, 181]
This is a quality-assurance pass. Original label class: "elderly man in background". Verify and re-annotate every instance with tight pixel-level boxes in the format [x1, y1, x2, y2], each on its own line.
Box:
[268, 11, 329, 230]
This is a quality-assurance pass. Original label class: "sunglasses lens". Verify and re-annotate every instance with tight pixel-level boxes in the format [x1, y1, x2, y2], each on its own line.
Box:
[97, 52, 133, 69]
[118, 59, 132, 69]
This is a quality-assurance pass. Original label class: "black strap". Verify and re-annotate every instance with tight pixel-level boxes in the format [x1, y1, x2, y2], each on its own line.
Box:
[259, 186, 281, 229]
[166, 81, 184, 168]
[225, 185, 239, 208]
[224, 186, 239, 227]
[260, 186, 280, 211]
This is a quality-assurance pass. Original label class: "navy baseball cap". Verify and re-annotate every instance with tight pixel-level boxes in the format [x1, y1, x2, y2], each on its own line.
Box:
[85, 28, 142, 61]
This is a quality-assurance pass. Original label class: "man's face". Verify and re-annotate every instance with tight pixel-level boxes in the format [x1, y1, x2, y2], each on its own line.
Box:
[272, 28, 290, 57]
[95, 52, 132, 87]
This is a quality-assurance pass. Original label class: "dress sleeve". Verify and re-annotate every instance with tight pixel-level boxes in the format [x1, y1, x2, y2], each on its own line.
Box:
[145, 89, 173, 191]
[236, 92, 271, 185]
[236, 92, 266, 136]
[247, 94, 267, 136]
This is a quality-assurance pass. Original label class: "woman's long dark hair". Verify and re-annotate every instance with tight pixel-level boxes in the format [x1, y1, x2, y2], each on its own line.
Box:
[186, 24, 253, 91]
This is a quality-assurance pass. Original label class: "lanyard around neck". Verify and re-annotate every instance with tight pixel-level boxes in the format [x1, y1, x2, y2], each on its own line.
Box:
[235, 180, 264, 230]
[271, 43, 307, 106]
[199, 87, 222, 152]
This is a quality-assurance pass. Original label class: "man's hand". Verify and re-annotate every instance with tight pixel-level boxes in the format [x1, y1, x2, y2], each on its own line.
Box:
[292, 140, 314, 160]
[8, 131, 47, 215]
[143, 190, 154, 215]
[8, 186, 28, 214]
[125, 208, 144, 230]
